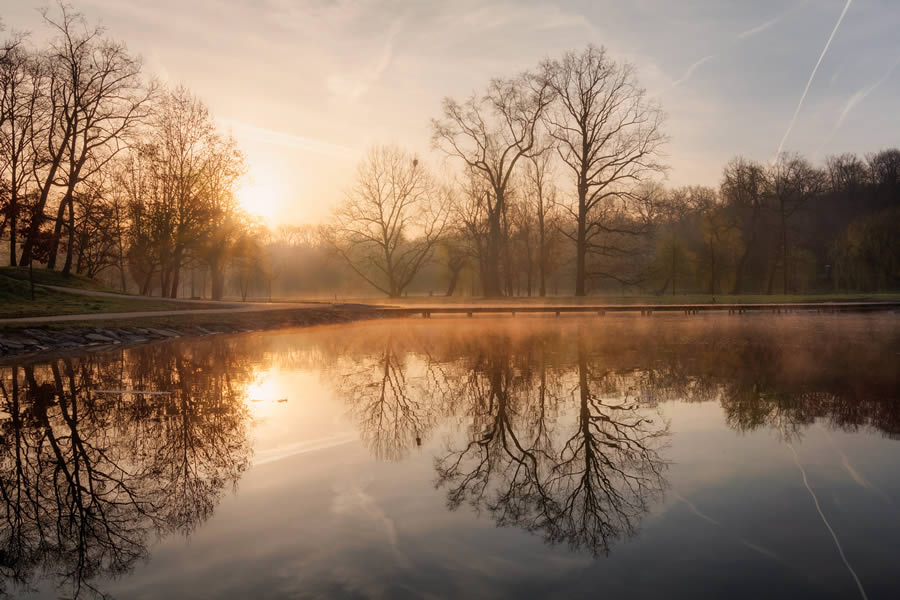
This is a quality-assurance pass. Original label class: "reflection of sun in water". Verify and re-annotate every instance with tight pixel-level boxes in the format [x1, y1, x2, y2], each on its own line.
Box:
[237, 167, 282, 223]
[246, 375, 280, 418]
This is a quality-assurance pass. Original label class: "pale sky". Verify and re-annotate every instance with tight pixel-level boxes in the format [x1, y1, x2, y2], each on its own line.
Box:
[3, 0, 899, 224]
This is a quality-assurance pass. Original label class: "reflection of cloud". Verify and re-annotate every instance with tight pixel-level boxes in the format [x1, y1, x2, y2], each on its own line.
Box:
[253, 432, 357, 465]
[219, 118, 352, 157]
[788, 443, 869, 600]
[332, 486, 411, 569]
[674, 491, 782, 562]
[672, 55, 716, 87]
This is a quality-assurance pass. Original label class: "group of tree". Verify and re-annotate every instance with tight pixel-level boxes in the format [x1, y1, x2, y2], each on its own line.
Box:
[0, 5, 264, 299]
[329, 45, 900, 297]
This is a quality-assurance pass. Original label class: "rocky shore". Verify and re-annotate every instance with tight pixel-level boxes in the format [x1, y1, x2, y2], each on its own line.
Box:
[0, 305, 390, 361]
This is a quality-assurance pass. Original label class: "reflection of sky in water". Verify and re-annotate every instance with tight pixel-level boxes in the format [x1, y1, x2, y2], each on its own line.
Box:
[5, 315, 898, 599]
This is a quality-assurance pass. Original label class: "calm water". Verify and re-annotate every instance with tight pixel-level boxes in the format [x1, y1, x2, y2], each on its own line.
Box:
[1, 315, 899, 599]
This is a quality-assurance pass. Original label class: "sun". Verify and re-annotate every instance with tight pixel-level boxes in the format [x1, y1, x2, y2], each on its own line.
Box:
[237, 167, 282, 223]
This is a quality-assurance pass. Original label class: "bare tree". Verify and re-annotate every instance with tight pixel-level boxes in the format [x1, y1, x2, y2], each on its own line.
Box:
[0, 35, 42, 266]
[432, 73, 554, 296]
[38, 4, 152, 274]
[768, 154, 822, 294]
[328, 145, 449, 297]
[720, 157, 768, 294]
[542, 45, 666, 295]
[522, 149, 559, 296]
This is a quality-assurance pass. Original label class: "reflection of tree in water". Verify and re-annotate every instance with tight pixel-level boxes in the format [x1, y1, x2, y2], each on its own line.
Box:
[339, 337, 438, 460]
[435, 336, 669, 556]
[0, 339, 254, 598]
[330, 318, 898, 554]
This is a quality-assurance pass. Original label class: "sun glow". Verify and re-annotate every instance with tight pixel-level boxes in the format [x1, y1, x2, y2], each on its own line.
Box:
[237, 167, 283, 223]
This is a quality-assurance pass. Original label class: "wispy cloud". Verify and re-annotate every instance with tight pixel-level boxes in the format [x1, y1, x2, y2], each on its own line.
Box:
[815, 54, 900, 156]
[774, 0, 853, 162]
[219, 118, 352, 157]
[668, 2, 804, 91]
[738, 0, 807, 40]
[835, 55, 900, 130]
[327, 17, 405, 100]
[672, 54, 716, 87]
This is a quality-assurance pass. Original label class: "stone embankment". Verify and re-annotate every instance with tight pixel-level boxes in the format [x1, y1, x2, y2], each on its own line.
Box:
[0, 305, 386, 361]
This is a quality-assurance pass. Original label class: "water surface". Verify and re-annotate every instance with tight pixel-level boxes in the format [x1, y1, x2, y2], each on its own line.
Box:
[1, 315, 898, 599]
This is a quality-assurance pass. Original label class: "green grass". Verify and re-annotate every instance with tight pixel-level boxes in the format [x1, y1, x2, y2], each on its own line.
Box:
[349, 292, 900, 306]
[0, 272, 220, 319]
[0, 266, 115, 292]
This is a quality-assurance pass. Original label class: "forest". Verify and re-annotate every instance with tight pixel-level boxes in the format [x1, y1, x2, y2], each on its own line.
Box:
[2, 7, 898, 300]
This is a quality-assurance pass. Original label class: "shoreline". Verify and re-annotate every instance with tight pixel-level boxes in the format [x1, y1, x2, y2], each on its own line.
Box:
[0, 305, 391, 362]
[2, 301, 898, 362]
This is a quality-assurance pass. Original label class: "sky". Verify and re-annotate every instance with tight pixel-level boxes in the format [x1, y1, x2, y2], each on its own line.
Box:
[2, 0, 899, 225]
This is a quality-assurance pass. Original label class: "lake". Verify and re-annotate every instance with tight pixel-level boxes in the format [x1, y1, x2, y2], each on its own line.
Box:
[1, 315, 898, 599]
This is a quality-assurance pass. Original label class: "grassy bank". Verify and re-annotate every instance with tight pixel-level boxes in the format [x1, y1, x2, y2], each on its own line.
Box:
[0, 268, 220, 319]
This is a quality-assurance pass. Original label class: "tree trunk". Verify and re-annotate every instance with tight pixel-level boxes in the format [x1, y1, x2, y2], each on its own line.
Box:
[672, 243, 676, 296]
[20, 146, 67, 266]
[61, 194, 76, 276]
[538, 210, 546, 297]
[445, 267, 462, 297]
[575, 185, 587, 297]
[484, 206, 503, 297]
[169, 252, 182, 299]
[8, 158, 17, 266]
[46, 192, 71, 270]
[781, 206, 789, 294]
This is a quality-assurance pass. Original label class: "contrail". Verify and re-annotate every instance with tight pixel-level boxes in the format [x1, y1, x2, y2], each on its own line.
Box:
[774, 0, 853, 162]
[672, 55, 716, 88]
[813, 53, 900, 158]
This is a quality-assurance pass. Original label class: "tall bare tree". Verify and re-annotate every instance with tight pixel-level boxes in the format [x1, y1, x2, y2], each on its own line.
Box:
[1, 35, 43, 265]
[432, 73, 553, 296]
[542, 45, 666, 295]
[37, 5, 152, 274]
[328, 145, 449, 297]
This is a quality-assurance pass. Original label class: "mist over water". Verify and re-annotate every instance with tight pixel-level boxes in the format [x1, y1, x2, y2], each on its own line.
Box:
[1, 315, 898, 599]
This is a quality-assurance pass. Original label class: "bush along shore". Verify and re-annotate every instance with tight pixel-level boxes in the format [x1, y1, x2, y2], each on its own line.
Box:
[0, 305, 387, 361]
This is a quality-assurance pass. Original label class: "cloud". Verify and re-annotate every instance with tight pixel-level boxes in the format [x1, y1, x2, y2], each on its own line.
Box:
[218, 118, 352, 157]
[672, 54, 716, 88]
[774, 0, 853, 162]
[814, 53, 900, 156]
[668, 2, 806, 91]
[834, 55, 900, 130]
[737, 0, 808, 40]
[327, 17, 405, 100]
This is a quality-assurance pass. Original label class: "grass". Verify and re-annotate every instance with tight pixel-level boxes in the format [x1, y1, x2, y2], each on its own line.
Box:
[349, 292, 900, 306]
[0, 266, 115, 292]
[0, 272, 221, 319]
